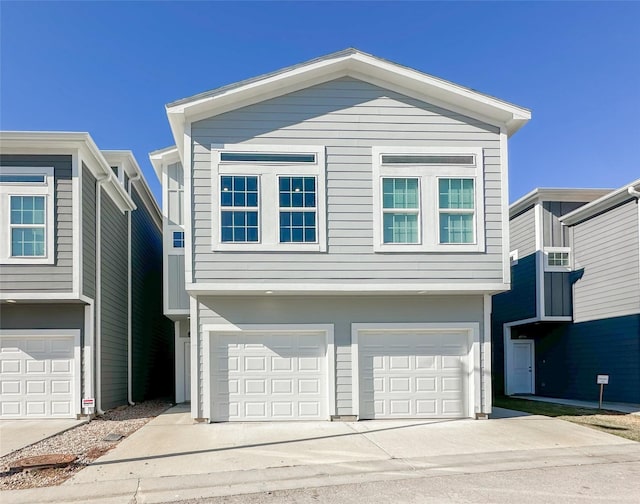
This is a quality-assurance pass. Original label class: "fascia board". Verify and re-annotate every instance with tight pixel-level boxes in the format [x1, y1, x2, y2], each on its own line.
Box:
[149, 146, 180, 182]
[510, 188, 613, 219]
[560, 179, 640, 225]
[0, 131, 134, 212]
[164, 52, 531, 150]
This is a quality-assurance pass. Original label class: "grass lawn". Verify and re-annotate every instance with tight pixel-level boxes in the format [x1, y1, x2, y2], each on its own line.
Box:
[494, 396, 640, 442]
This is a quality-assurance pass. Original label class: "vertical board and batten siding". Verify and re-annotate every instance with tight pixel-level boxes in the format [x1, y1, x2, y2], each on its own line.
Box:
[542, 201, 586, 247]
[0, 155, 74, 292]
[544, 272, 572, 316]
[509, 206, 536, 256]
[190, 77, 504, 284]
[197, 295, 485, 416]
[100, 191, 129, 410]
[572, 200, 640, 323]
[82, 165, 97, 299]
[168, 255, 189, 310]
[131, 186, 174, 402]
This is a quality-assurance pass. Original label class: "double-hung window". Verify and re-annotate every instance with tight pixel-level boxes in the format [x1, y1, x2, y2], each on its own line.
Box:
[0, 167, 55, 264]
[211, 145, 326, 251]
[373, 147, 485, 252]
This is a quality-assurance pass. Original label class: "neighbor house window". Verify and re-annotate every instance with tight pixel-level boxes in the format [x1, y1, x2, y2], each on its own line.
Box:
[0, 166, 55, 264]
[544, 247, 571, 272]
[211, 145, 326, 251]
[172, 231, 185, 248]
[372, 147, 484, 252]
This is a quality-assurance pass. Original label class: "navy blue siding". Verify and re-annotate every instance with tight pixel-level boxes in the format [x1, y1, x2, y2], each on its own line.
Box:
[535, 315, 640, 403]
[491, 253, 537, 395]
[131, 186, 174, 402]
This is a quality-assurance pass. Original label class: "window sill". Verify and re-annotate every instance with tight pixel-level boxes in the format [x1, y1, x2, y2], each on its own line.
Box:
[0, 256, 54, 265]
[374, 243, 484, 253]
[213, 243, 327, 253]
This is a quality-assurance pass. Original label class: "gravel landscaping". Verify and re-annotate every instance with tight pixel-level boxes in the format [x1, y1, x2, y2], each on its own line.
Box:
[0, 400, 171, 490]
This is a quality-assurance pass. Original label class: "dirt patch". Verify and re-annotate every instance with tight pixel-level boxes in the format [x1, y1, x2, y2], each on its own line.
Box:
[0, 400, 171, 490]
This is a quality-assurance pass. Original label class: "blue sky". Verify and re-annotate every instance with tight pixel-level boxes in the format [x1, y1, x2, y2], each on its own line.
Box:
[1, 1, 638, 202]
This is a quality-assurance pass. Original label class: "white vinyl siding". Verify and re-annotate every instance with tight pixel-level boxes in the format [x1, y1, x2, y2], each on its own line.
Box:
[191, 77, 503, 285]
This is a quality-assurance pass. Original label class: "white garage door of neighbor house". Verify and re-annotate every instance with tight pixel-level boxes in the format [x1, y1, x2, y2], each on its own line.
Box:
[211, 331, 328, 421]
[358, 330, 469, 419]
[0, 334, 78, 418]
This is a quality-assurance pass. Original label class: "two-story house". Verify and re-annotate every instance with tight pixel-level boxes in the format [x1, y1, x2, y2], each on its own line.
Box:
[152, 49, 531, 422]
[493, 182, 640, 403]
[0, 131, 173, 418]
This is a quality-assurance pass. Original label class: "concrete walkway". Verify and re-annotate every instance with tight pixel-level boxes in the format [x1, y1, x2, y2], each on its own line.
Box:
[512, 395, 640, 415]
[0, 418, 86, 457]
[4, 405, 640, 503]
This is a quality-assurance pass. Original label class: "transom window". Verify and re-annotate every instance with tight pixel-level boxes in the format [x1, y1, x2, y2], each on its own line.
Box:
[382, 178, 419, 244]
[372, 147, 485, 252]
[211, 145, 326, 251]
[544, 248, 571, 271]
[0, 166, 55, 264]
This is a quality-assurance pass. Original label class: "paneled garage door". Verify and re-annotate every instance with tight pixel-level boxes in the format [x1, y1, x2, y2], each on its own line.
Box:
[0, 333, 79, 418]
[357, 329, 470, 419]
[211, 331, 329, 421]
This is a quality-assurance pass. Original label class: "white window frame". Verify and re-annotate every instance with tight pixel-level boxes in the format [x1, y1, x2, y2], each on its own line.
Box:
[211, 144, 326, 252]
[0, 166, 55, 264]
[380, 177, 422, 246]
[372, 147, 485, 252]
[219, 174, 261, 244]
[544, 247, 571, 272]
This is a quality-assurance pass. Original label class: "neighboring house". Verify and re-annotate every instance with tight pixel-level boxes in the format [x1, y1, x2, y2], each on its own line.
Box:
[151, 48, 531, 422]
[493, 182, 640, 403]
[0, 131, 174, 419]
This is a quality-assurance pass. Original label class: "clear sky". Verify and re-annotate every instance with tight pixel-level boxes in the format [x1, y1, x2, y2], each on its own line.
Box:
[1, 1, 638, 203]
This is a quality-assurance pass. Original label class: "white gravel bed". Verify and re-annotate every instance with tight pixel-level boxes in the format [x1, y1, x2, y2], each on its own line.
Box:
[0, 399, 171, 490]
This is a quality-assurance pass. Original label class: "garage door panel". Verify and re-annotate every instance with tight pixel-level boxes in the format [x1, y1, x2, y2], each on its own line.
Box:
[1, 334, 77, 419]
[358, 329, 469, 419]
[211, 331, 328, 421]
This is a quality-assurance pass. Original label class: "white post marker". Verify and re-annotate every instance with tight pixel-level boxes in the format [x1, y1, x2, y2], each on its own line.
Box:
[596, 375, 609, 409]
[82, 397, 96, 416]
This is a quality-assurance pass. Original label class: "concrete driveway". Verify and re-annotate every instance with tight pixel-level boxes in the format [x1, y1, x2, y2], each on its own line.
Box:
[68, 404, 636, 484]
[0, 418, 85, 457]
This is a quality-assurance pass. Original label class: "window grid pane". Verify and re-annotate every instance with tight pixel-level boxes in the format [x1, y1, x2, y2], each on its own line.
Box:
[439, 213, 474, 244]
[11, 228, 45, 257]
[383, 213, 419, 244]
[278, 176, 317, 243]
[173, 231, 185, 248]
[439, 178, 474, 210]
[382, 178, 419, 209]
[11, 196, 45, 224]
[548, 252, 569, 267]
[220, 176, 259, 243]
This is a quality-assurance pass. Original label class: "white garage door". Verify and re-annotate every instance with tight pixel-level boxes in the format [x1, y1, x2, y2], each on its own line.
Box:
[0, 333, 79, 418]
[357, 329, 470, 419]
[211, 331, 328, 421]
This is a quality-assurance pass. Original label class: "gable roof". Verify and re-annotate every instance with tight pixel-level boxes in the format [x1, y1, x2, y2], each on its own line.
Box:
[509, 187, 613, 219]
[165, 48, 531, 156]
[560, 179, 640, 226]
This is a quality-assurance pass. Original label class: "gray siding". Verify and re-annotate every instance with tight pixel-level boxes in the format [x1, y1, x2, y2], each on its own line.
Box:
[197, 295, 485, 417]
[190, 77, 504, 285]
[0, 155, 74, 292]
[510, 206, 536, 256]
[572, 200, 640, 323]
[544, 272, 572, 317]
[100, 191, 129, 410]
[542, 201, 585, 247]
[131, 186, 174, 402]
[168, 255, 189, 310]
[82, 165, 97, 299]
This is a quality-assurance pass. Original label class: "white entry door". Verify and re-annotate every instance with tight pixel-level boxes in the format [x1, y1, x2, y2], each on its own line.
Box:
[0, 332, 80, 418]
[512, 340, 534, 394]
[211, 331, 329, 421]
[356, 329, 471, 419]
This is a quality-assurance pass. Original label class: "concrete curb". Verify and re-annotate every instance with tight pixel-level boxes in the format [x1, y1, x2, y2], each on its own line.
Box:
[4, 443, 640, 504]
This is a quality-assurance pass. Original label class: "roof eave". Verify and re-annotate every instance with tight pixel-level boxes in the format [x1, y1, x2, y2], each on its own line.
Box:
[561, 179, 640, 225]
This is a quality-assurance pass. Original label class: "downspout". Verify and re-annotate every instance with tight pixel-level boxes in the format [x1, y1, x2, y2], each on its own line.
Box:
[127, 174, 141, 406]
[94, 174, 109, 415]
